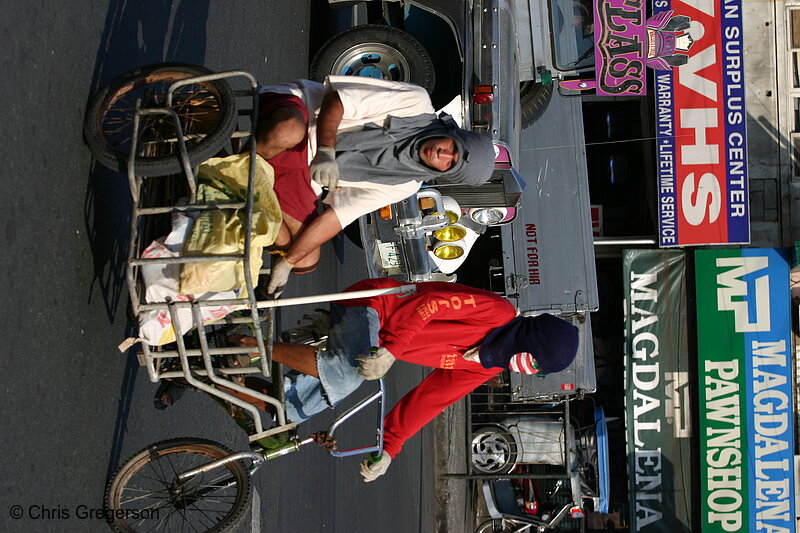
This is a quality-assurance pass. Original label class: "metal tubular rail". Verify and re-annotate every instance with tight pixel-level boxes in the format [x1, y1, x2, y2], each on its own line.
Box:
[137, 285, 419, 314]
[191, 303, 288, 430]
[126, 70, 271, 371]
[167, 303, 267, 435]
[327, 379, 386, 458]
[176, 450, 266, 483]
[125, 70, 278, 435]
[168, 70, 271, 377]
[138, 285, 416, 390]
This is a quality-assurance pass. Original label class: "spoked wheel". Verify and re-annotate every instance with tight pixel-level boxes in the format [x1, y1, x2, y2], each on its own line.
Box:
[84, 63, 237, 177]
[105, 438, 252, 533]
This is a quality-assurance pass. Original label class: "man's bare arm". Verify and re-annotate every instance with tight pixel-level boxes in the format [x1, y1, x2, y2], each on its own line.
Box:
[315, 90, 344, 149]
[285, 208, 343, 265]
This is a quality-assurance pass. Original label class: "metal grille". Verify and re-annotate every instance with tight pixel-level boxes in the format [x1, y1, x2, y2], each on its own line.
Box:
[434, 182, 507, 207]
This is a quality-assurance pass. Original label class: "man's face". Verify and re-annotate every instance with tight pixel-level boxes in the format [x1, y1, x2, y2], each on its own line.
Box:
[418, 137, 459, 171]
[508, 352, 546, 377]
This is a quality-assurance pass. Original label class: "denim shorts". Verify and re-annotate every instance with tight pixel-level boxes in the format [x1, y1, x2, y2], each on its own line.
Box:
[283, 304, 380, 422]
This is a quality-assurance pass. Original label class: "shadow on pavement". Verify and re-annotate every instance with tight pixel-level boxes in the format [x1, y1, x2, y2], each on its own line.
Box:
[83, 0, 211, 326]
[104, 343, 142, 483]
[83, 0, 212, 485]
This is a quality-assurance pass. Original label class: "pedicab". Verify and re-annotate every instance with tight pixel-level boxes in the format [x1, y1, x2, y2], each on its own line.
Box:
[85, 63, 409, 533]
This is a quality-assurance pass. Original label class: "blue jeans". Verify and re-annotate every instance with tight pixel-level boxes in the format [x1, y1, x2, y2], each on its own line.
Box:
[283, 305, 380, 422]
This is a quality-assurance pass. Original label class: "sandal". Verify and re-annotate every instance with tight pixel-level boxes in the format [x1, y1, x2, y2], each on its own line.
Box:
[153, 380, 188, 410]
[227, 334, 261, 368]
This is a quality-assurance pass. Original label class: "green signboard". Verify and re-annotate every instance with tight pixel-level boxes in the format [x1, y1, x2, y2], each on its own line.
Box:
[695, 249, 795, 533]
[624, 249, 693, 532]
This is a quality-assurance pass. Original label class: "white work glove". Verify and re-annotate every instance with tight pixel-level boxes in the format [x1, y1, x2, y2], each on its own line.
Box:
[360, 452, 392, 482]
[266, 256, 295, 298]
[357, 347, 395, 380]
[310, 146, 339, 189]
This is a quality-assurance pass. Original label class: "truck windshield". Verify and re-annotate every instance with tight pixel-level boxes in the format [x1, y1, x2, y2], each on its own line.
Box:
[549, 0, 595, 71]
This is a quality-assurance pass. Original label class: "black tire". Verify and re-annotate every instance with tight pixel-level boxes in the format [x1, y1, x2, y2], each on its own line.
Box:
[520, 80, 553, 129]
[84, 63, 237, 177]
[105, 438, 252, 533]
[470, 425, 518, 474]
[310, 25, 435, 94]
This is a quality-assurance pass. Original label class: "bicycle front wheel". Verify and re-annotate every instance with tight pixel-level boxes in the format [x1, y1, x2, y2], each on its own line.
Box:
[105, 438, 252, 533]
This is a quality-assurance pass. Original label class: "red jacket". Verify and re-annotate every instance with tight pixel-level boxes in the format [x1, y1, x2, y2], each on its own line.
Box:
[340, 278, 517, 457]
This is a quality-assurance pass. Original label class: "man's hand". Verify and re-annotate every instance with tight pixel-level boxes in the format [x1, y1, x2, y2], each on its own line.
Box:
[310, 146, 339, 189]
[266, 256, 295, 298]
[357, 347, 395, 380]
[360, 452, 392, 482]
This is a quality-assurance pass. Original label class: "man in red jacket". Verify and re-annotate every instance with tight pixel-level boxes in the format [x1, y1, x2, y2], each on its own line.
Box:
[232, 277, 579, 482]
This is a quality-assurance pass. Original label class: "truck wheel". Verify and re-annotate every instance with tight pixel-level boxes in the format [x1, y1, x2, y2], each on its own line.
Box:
[520, 80, 553, 129]
[310, 25, 435, 94]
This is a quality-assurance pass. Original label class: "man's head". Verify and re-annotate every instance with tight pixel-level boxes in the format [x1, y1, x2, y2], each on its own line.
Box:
[479, 314, 579, 376]
[418, 137, 459, 171]
[417, 129, 494, 185]
[334, 112, 494, 186]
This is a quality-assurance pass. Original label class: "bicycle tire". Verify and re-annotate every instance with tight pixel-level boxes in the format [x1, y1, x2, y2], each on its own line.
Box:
[105, 438, 252, 533]
[84, 63, 237, 177]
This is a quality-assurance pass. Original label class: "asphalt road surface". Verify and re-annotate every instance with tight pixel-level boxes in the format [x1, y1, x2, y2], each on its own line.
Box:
[0, 2, 436, 531]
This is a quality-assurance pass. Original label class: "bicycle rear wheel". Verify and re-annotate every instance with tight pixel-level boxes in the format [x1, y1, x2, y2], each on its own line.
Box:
[105, 438, 252, 533]
[85, 63, 237, 177]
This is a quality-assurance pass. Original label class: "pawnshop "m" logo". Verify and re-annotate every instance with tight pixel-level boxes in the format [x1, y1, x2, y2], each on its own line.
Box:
[715, 256, 770, 332]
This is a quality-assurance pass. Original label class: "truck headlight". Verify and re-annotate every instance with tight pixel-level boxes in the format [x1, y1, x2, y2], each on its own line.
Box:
[469, 208, 506, 225]
[433, 241, 465, 260]
[433, 224, 467, 242]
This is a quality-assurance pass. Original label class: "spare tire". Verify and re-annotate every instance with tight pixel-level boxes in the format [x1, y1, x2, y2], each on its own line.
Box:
[310, 25, 435, 94]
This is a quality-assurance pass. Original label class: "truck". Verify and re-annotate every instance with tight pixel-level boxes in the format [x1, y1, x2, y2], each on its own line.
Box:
[312, 0, 598, 398]
[313, 3, 602, 526]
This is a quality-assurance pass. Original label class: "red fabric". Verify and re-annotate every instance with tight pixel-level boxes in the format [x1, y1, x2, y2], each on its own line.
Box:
[339, 278, 517, 457]
[258, 93, 318, 224]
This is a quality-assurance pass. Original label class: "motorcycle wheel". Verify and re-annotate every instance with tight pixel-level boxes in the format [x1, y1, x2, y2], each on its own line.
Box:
[470, 425, 518, 474]
[105, 438, 252, 533]
[84, 63, 237, 177]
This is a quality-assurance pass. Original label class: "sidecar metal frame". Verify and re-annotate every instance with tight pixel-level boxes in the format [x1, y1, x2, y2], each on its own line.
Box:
[120, 69, 414, 445]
